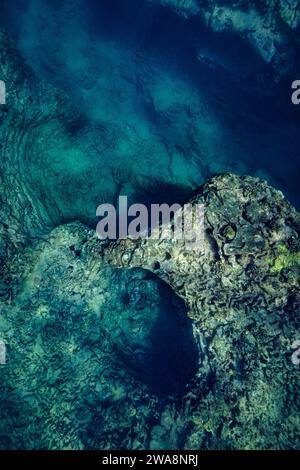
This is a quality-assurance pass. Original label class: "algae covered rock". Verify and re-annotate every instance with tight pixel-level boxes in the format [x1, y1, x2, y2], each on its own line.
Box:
[1, 172, 299, 449]
[90, 173, 300, 449]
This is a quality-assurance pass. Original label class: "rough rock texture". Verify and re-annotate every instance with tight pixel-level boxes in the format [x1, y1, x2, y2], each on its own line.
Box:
[91, 173, 300, 448]
[151, 0, 300, 80]
[1, 174, 299, 449]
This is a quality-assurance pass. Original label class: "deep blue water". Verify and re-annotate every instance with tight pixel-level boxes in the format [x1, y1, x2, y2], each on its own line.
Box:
[1, 0, 299, 210]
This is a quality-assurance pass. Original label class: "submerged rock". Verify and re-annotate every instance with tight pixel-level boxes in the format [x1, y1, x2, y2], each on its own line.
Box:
[90, 173, 300, 449]
[153, 0, 300, 80]
[1, 173, 299, 449]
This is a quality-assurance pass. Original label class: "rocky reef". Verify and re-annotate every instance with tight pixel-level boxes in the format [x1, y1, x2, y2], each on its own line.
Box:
[1, 172, 299, 449]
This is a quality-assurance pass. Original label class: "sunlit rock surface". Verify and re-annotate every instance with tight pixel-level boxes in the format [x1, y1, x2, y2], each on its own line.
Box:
[1, 174, 299, 449]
